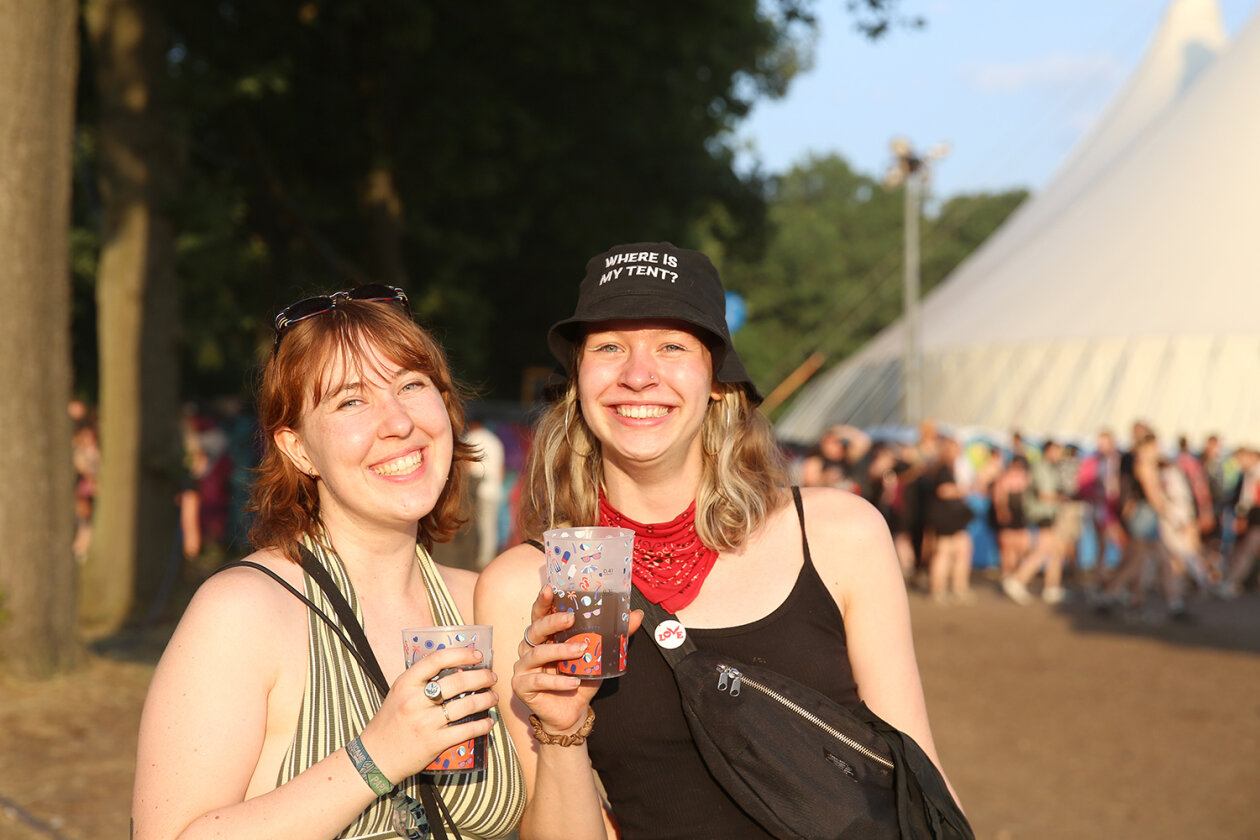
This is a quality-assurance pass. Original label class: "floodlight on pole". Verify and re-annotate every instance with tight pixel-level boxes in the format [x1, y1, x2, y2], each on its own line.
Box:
[885, 137, 948, 427]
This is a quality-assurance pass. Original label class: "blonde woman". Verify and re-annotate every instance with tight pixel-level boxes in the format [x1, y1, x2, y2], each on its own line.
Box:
[477, 243, 958, 839]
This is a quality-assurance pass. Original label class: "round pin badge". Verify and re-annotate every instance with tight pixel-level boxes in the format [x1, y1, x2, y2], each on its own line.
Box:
[654, 619, 687, 650]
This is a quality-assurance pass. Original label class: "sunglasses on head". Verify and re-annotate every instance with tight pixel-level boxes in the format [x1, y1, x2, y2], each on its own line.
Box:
[272, 284, 410, 353]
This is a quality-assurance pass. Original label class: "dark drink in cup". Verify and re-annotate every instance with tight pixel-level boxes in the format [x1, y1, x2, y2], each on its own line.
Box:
[543, 527, 635, 680]
[402, 625, 493, 775]
[552, 589, 631, 677]
[425, 666, 488, 774]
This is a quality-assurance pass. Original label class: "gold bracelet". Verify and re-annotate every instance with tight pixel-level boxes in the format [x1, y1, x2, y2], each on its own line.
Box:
[529, 706, 596, 747]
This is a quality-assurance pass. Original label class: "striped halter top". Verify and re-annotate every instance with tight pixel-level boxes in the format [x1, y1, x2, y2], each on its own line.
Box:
[276, 537, 524, 839]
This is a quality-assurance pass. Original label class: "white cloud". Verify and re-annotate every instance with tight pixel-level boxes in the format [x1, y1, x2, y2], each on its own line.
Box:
[960, 52, 1122, 94]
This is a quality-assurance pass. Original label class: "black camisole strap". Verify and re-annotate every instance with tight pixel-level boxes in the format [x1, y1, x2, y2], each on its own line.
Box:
[791, 485, 811, 566]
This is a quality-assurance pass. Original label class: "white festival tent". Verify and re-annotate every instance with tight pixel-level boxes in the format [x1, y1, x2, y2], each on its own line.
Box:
[774, 0, 1260, 447]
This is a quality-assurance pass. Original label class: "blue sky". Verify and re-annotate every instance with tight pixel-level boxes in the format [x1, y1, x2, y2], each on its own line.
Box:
[737, 0, 1259, 199]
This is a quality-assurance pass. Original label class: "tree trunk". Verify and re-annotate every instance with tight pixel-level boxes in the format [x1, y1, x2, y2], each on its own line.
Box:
[80, 0, 183, 633]
[0, 0, 82, 677]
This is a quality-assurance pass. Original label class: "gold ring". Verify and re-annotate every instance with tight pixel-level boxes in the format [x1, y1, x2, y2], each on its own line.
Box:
[441, 703, 451, 723]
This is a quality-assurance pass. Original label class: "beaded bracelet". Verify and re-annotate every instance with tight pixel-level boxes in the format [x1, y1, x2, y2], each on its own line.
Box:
[529, 706, 596, 747]
[346, 735, 394, 796]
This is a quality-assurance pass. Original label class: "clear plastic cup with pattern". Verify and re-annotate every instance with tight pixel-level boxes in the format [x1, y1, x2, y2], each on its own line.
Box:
[402, 624, 493, 774]
[542, 527, 635, 679]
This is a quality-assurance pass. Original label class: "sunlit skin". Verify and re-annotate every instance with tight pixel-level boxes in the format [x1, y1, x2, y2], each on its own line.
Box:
[275, 344, 454, 543]
[576, 318, 722, 484]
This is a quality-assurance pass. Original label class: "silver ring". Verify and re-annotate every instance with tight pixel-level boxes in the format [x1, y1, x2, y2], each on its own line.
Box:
[424, 679, 443, 703]
[441, 703, 451, 723]
[523, 629, 537, 648]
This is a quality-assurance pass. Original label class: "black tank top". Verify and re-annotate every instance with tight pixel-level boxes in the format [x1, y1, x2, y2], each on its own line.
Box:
[587, 492, 861, 839]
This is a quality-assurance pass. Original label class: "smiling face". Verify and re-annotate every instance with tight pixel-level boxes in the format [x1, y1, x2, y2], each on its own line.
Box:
[275, 342, 454, 539]
[576, 319, 721, 474]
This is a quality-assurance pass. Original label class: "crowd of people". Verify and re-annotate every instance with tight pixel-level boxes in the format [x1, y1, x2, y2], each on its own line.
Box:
[794, 418, 1260, 622]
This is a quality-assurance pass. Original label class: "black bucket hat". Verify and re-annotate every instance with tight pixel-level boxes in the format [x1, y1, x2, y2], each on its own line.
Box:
[547, 242, 763, 403]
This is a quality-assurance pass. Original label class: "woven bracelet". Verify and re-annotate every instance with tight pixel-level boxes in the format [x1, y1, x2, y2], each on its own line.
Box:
[529, 706, 596, 747]
[346, 735, 394, 796]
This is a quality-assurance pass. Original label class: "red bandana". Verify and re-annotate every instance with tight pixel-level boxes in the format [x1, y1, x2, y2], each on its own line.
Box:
[598, 490, 719, 612]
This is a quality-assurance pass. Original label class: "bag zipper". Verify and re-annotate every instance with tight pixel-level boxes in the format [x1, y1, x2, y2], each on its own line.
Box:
[715, 664, 895, 771]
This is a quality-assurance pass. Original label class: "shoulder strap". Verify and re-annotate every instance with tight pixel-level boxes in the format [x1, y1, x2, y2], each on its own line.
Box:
[630, 586, 697, 668]
[209, 559, 386, 695]
[791, 485, 812, 567]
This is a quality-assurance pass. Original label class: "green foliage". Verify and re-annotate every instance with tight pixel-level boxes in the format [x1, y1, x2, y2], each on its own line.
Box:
[719, 154, 1027, 401]
[71, 0, 835, 402]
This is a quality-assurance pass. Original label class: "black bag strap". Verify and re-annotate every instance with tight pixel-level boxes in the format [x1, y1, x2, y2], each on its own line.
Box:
[211, 549, 461, 839]
[295, 545, 393, 697]
[629, 587, 697, 668]
[213, 559, 388, 691]
[634, 486, 806, 669]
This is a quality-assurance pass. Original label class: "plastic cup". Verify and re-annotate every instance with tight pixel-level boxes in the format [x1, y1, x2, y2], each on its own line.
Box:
[542, 527, 635, 679]
[402, 624, 492, 774]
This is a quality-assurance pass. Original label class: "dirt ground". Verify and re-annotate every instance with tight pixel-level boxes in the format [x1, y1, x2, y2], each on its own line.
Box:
[2, 574, 1258, 840]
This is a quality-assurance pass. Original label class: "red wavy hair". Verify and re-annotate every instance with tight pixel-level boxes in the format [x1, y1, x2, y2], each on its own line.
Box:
[248, 300, 474, 562]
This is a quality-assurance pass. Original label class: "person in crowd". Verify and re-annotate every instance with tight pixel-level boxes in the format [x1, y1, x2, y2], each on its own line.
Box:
[178, 409, 237, 566]
[886, 441, 929, 581]
[133, 286, 524, 840]
[1001, 441, 1069, 605]
[1055, 443, 1086, 580]
[968, 441, 1004, 498]
[1009, 429, 1027, 461]
[989, 454, 1032, 576]
[1158, 449, 1212, 598]
[477, 242, 959, 839]
[855, 442, 922, 579]
[855, 440, 901, 541]
[1176, 436, 1215, 541]
[961, 441, 1003, 571]
[1199, 434, 1229, 570]
[1091, 428, 1186, 618]
[71, 405, 101, 563]
[465, 416, 507, 570]
[1077, 429, 1123, 580]
[800, 423, 871, 491]
[1217, 445, 1260, 598]
[922, 436, 975, 604]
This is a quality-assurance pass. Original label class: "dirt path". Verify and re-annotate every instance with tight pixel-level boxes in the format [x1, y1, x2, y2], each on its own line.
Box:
[3, 582, 1258, 839]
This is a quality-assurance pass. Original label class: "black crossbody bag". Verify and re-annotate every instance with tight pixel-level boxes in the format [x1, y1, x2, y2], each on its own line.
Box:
[629, 489, 974, 840]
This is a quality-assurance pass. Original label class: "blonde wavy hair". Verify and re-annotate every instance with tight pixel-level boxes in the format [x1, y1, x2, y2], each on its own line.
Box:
[518, 374, 790, 552]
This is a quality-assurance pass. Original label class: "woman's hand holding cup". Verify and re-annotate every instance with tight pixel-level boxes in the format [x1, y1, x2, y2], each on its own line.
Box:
[513, 585, 641, 738]
[359, 645, 497, 782]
